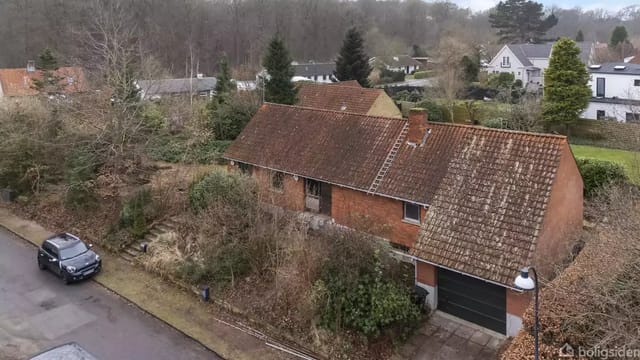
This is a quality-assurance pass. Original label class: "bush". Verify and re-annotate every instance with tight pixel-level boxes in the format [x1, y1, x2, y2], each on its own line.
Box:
[488, 72, 515, 89]
[119, 189, 152, 238]
[413, 71, 431, 79]
[64, 147, 99, 210]
[576, 158, 628, 197]
[314, 230, 421, 338]
[146, 136, 232, 164]
[208, 94, 259, 141]
[392, 90, 422, 103]
[483, 118, 507, 129]
[415, 100, 447, 122]
[140, 102, 166, 131]
[379, 68, 405, 83]
[188, 170, 256, 213]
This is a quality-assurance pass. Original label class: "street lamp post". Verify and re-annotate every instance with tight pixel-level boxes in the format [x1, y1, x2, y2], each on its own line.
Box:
[514, 267, 539, 360]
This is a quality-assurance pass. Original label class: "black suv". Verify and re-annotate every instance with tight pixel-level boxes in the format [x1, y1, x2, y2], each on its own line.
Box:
[37, 233, 102, 284]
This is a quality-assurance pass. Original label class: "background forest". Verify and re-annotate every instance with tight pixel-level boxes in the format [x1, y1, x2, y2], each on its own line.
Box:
[1, 0, 640, 78]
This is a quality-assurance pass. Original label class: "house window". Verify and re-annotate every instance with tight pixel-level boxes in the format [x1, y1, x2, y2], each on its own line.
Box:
[596, 110, 605, 120]
[314, 75, 318, 81]
[403, 202, 421, 224]
[517, 72, 521, 76]
[238, 162, 252, 175]
[501, 56, 510, 67]
[322, 74, 327, 80]
[271, 171, 284, 191]
[634, 79, 640, 86]
[596, 77, 605, 97]
[626, 112, 640, 123]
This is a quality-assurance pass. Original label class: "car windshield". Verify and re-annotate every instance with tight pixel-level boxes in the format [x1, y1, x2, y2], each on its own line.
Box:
[59, 241, 88, 260]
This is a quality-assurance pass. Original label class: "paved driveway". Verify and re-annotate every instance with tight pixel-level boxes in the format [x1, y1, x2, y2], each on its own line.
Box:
[0, 228, 219, 360]
[398, 312, 505, 360]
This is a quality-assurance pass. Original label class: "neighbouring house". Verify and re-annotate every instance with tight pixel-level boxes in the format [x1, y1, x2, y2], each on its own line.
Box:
[486, 42, 594, 89]
[137, 75, 217, 100]
[582, 62, 640, 123]
[291, 61, 336, 83]
[224, 104, 583, 336]
[370, 55, 422, 74]
[296, 81, 402, 118]
[0, 61, 87, 98]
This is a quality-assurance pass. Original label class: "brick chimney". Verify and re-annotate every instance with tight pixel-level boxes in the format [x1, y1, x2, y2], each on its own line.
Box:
[407, 108, 428, 145]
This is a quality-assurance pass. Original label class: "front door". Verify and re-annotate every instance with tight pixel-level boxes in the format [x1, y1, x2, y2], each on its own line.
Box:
[319, 182, 332, 216]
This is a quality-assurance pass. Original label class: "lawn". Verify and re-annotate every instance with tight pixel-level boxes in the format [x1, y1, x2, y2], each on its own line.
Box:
[571, 144, 640, 184]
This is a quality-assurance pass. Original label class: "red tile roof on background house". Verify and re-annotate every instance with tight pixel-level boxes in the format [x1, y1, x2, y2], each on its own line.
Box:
[296, 82, 385, 114]
[0, 67, 88, 97]
[224, 104, 568, 287]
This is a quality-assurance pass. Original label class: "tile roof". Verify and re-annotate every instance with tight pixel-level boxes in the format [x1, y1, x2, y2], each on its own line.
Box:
[225, 104, 567, 286]
[409, 125, 565, 286]
[373, 55, 422, 68]
[506, 41, 593, 66]
[296, 82, 384, 114]
[0, 67, 87, 97]
[588, 62, 640, 75]
[292, 62, 335, 77]
[332, 80, 362, 87]
[137, 77, 217, 97]
[225, 103, 405, 190]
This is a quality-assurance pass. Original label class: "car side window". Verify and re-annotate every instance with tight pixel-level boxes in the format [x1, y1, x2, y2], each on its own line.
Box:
[43, 242, 58, 258]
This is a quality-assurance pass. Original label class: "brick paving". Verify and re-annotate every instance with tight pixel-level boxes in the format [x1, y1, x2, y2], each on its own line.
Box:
[395, 312, 506, 360]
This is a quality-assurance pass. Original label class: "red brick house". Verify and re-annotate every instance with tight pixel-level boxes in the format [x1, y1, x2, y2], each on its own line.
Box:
[224, 103, 583, 336]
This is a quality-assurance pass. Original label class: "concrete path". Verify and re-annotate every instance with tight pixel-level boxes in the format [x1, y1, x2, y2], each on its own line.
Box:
[0, 228, 218, 360]
[398, 312, 505, 360]
[0, 207, 297, 360]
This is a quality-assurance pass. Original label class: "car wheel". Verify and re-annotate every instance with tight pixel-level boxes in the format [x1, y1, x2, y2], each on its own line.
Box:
[63, 274, 71, 285]
[38, 259, 46, 270]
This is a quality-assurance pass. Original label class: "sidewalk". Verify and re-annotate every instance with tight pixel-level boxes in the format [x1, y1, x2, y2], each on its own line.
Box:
[0, 207, 297, 360]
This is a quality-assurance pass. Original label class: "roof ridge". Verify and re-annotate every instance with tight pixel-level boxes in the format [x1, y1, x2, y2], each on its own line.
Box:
[263, 102, 406, 122]
[302, 82, 380, 91]
[424, 121, 568, 140]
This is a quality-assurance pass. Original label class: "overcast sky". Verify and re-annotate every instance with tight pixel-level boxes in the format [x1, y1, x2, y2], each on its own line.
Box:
[452, 0, 639, 12]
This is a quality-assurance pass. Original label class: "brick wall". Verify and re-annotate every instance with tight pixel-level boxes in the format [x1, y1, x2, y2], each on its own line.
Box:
[506, 289, 531, 317]
[251, 167, 305, 212]
[416, 261, 437, 286]
[535, 142, 584, 278]
[331, 185, 423, 248]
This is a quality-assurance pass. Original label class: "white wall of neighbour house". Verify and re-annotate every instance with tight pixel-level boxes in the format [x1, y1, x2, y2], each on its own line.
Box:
[589, 72, 640, 99]
[487, 46, 527, 83]
[583, 101, 639, 122]
[304, 74, 334, 83]
[582, 72, 640, 122]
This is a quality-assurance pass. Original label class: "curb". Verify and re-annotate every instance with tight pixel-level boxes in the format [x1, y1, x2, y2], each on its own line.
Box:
[0, 223, 227, 360]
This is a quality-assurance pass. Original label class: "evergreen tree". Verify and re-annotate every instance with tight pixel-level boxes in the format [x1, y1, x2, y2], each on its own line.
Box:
[575, 30, 584, 42]
[32, 48, 63, 94]
[37, 48, 59, 70]
[262, 35, 297, 105]
[489, 0, 558, 43]
[542, 38, 591, 133]
[214, 54, 236, 103]
[610, 26, 628, 47]
[335, 27, 372, 87]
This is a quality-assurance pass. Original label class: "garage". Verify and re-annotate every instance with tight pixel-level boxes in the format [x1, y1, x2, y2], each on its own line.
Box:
[437, 268, 506, 334]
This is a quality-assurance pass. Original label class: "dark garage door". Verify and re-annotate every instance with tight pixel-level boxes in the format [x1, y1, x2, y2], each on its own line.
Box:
[437, 268, 506, 334]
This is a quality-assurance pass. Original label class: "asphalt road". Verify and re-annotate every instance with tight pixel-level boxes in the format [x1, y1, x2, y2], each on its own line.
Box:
[0, 228, 221, 360]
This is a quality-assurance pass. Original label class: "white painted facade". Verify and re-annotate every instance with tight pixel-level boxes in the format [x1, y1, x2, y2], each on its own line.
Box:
[487, 46, 529, 84]
[385, 65, 420, 74]
[582, 65, 640, 122]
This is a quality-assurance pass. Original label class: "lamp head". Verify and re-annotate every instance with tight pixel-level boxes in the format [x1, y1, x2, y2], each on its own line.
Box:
[514, 267, 536, 290]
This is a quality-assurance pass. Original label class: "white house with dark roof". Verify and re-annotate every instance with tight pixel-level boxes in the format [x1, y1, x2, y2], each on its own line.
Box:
[370, 55, 422, 74]
[137, 76, 217, 100]
[582, 62, 640, 123]
[487, 42, 594, 89]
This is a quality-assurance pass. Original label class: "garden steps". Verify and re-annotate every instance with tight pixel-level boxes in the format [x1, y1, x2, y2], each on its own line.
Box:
[120, 217, 179, 262]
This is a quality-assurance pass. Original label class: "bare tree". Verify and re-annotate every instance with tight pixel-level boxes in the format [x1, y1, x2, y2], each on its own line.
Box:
[434, 37, 470, 123]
